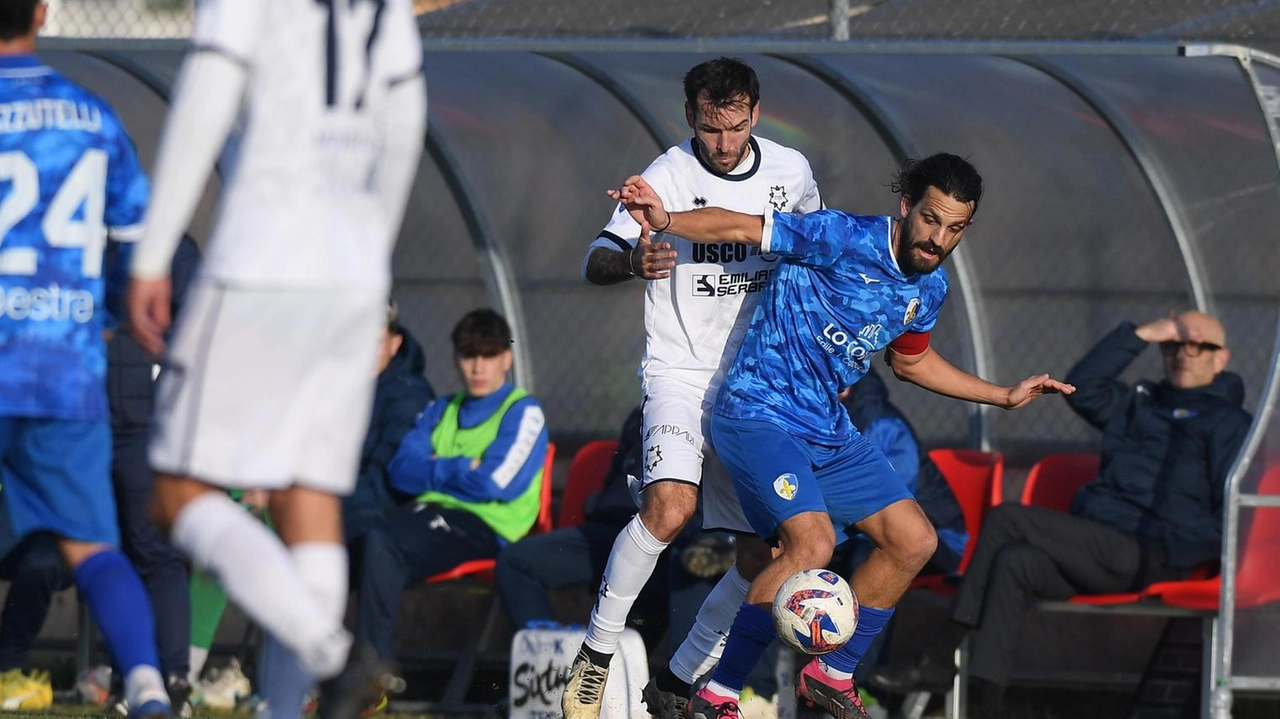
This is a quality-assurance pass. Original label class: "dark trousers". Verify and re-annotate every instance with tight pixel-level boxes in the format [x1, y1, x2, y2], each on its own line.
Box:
[952, 504, 1180, 684]
[0, 523, 71, 670]
[357, 505, 499, 659]
[494, 521, 672, 649]
[112, 431, 190, 678]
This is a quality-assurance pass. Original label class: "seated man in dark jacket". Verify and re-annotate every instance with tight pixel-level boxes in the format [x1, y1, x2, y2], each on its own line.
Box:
[867, 311, 1253, 717]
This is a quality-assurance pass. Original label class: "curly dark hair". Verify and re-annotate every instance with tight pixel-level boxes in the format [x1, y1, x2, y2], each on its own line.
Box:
[891, 153, 984, 215]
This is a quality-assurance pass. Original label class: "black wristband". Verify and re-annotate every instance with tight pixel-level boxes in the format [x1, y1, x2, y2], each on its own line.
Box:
[653, 212, 672, 233]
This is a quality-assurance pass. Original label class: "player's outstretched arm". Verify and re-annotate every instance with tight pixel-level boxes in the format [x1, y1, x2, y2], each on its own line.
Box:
[887, 346, 1075, 409]
[608, 175, 764, 246]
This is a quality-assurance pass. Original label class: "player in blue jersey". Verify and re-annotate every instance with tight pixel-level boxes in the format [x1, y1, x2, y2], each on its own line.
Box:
[0, 3, 171, 718]
[610, 153, 1075, 719]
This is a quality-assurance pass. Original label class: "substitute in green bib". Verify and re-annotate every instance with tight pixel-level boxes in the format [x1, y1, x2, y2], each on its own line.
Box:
[354, 308, 549, 692]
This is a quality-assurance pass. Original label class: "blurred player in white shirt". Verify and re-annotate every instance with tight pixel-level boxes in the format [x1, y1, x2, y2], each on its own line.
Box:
[126, 2, 426, 718]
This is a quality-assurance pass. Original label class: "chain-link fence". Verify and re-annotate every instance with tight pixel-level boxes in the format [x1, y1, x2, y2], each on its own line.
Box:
[39, 0, 1280, 46]
[45, 0, 191, 39]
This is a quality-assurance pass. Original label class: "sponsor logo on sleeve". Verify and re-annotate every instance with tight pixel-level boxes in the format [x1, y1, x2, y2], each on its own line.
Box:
[645, 424, 697, 445]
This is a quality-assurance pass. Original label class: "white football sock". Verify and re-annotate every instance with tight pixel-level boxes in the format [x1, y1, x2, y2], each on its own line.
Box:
[670, 564, 750, 684]
[124, 665, 169, 710]
[172, 493, 351, 679]
[291, 543, 349, 622]
[188, 646, 209, 685]
[817, 658, 853, 680]
[260, 543, 349, 719]
[583, 516, 668, 655]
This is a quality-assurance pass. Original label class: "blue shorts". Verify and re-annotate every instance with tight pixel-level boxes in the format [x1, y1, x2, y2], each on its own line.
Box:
[0, 417, 120, 546]
[711, 416, 913, 544]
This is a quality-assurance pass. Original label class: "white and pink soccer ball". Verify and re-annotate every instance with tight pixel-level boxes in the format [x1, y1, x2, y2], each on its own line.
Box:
[772, 569, 860, 655]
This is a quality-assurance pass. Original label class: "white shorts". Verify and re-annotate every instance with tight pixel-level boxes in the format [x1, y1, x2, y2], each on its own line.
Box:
[640, 377, 751, 533]
[149, 280, 384, 495]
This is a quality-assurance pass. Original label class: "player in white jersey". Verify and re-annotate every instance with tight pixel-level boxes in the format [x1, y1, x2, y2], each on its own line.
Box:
[126, 2, 426, 718]
[564, 58, 821, 719]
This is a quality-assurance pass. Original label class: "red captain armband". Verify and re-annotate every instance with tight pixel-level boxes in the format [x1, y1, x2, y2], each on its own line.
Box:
[889, 331, 931, 356]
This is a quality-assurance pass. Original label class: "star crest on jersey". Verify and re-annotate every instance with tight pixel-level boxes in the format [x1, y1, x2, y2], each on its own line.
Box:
[693, 196, 708, 207]
[773, 473, 798, 500]
[768, 185, 789, 211]
[645, 445, 664, 474]
[904, 297, 922, 326]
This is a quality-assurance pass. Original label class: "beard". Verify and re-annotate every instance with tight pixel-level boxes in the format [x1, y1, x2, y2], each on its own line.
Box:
[898, 224, 947, 274]
[698, 139, 749, 174]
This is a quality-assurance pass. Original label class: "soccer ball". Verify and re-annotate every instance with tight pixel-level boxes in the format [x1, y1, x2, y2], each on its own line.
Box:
[772, 569, 859, 655]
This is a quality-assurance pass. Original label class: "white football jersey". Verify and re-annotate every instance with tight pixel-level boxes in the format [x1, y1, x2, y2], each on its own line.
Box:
[193, 0, 424, 287]
[592, 136, 821, 394]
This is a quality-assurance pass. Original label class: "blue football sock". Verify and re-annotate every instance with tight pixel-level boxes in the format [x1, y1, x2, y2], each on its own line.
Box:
[710, 603, 776, 692]
[822, 605, 894, 674]
[74, 550, 161, 673]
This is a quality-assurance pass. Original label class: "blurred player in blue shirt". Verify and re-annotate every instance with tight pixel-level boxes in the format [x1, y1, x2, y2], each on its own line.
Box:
[610, 154, 1074, 719]
[0, 2, 171, 717]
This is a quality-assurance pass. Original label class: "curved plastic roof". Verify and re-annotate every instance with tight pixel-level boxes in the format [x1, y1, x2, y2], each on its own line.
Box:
[50, 46, 1280, 455]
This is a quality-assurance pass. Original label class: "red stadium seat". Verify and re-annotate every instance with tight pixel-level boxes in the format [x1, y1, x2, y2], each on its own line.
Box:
[909, 449, 1003, 595]
[557, 439, 619, 529]
[929, 448, 1004, 573]
[1021, 454, 1124, 604]
[1020, 453, 1100, 512]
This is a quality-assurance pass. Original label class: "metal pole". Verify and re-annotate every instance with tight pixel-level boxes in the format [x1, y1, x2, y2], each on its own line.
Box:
[830, 0, 850, 41]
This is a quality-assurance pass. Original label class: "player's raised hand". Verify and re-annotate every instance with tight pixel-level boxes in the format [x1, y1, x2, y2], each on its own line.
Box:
[607, 175, 670, 231]
[127, 277, 173, 358]
[632, 221, 677, 280]
[1001, 373, 1076, 410]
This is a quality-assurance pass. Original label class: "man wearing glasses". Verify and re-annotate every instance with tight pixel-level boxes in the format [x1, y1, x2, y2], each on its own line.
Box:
[867, 311, 1252, 717]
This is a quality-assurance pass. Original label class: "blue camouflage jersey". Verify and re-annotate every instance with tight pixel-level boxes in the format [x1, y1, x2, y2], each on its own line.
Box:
[716, 209, 949, 445]
[0, 55, 149, 420]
